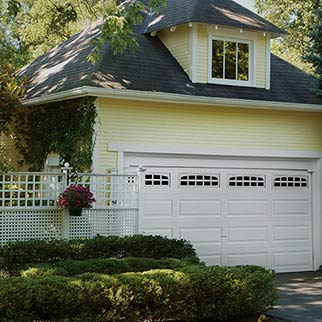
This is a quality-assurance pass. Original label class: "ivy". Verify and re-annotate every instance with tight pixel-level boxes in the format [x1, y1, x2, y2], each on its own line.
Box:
[12, 97, 97, 171]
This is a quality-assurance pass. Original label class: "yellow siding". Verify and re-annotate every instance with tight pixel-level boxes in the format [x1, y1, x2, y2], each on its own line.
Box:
[96, 98, 322, 172]
[197, 24, 208, 83]
[256, 34, 267, 88]
[158, 24, 190, 76]
[0, 133, 23, 171]
[196, 24, 267, 88]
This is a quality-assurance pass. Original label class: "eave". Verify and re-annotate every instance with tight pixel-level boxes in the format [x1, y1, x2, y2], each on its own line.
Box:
[23, 86, 322, 112]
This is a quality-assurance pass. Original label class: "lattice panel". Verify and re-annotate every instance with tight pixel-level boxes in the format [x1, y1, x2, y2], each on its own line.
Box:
[71, 174, 139, 208]
[69, 208, 138, 239]
[0, 210, 63, 244]
[0, 173, 64, 208]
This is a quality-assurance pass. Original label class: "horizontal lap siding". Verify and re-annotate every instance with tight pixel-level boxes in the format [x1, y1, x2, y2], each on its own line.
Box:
[158, 24, 190, 76]
[96, 98, 322, 172]
[256, 35, 267, 88]
[0, 134, 22, 170]
[197, 25, 208, 83]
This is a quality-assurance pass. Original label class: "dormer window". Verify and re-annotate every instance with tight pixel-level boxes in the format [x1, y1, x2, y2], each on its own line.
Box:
[208, 37, 254, 87]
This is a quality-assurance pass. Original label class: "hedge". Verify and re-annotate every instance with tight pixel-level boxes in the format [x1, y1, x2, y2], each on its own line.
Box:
[0, 235, 198, 274]
[20, 257, 200, 277]
[0, 265, 278, 322]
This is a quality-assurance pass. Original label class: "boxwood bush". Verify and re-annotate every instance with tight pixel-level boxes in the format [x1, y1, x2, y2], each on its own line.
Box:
[0, 235, 198, 274]
[20, 257, 199, 277]
[0, 265, 278, 322]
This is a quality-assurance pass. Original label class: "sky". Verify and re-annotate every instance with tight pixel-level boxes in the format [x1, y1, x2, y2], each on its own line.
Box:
[234, 0, 256, 12]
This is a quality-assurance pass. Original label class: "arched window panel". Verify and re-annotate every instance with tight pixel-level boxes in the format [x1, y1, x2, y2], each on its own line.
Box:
[274, 176, 308, 188]
[145, 174, 170, 186]
[228, 175, 265, 187]
[180, 174, 220, 187]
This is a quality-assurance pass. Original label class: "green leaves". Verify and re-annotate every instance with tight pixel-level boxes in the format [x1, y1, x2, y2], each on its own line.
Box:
[1, 0, 166, 67]
[11, 97, 97, 171]
[255, 0, 320, 73]
[305, 8, 322, 96]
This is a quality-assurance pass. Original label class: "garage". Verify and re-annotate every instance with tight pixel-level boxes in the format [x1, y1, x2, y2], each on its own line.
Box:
[126, 154, 314, 273]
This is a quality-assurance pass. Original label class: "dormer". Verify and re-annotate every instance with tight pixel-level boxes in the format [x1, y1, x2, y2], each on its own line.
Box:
[142, 0, 284, 90]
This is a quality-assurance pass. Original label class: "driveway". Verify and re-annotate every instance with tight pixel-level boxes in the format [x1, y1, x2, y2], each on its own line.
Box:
[268, 271, 322, 322]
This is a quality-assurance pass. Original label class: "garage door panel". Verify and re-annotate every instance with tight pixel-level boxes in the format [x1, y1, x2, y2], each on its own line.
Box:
[143, 200, 173, 218]
[272, 200, 311, 216]
[228, 227, 268, 243]
[227, 200, 268, 216]
[228, 253, 268, 267]
[272, 251, 312, 272]
[143, 228, 173, 238]
[179, 227, 222, 244]
[179, 200, 222, 216]
[273, 225, 311, 241]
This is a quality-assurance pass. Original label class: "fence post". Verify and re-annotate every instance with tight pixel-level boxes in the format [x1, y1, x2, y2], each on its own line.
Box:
[137, 165, 146, 235]
[61, 163, 73, 240]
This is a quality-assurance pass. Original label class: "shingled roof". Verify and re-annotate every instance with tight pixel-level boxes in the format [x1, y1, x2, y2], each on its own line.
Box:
[20, 16, 322, 106]
[142, 0, 285, 35]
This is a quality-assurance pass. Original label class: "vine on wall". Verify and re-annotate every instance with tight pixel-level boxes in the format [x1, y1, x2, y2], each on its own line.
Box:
[12, 97, 97, 171]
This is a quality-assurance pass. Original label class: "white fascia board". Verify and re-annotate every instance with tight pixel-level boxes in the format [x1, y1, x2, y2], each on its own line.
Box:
[24, 86, 322, 112]
[108, 143, 322, 159]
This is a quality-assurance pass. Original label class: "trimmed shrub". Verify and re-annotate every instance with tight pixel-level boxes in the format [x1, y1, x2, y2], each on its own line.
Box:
[0, 266, 278, 322]
[20, 257, 199, 277]
[0, 235, 198, 274]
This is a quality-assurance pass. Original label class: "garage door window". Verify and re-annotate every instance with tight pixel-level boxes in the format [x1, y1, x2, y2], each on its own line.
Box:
[228, 175, 265, 187]
[274, 176, 308, 188]
[145, 174, 170, 186]
[180, 174, 220, 187]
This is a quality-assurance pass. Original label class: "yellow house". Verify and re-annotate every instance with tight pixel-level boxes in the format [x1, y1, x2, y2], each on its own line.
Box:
[12, 0, 322, 273]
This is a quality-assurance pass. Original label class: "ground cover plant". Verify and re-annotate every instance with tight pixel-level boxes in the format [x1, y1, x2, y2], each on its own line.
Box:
[0, 235, 278, 322]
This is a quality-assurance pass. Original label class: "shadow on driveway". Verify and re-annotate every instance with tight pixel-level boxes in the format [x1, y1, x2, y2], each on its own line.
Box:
[268, 271, 322, 322]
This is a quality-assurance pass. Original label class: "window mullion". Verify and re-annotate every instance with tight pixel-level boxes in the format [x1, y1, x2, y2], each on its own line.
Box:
[223, 41, 226, 79]
[236, 42, 238, 80]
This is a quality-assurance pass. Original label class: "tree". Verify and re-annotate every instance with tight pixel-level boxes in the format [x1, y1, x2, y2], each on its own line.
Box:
[0, 64, 26, 132]
[305, 8, 322, 96]
[0, 64, 26, 172]
[255, 0, 321, 72]
[0, 0, 165, 67]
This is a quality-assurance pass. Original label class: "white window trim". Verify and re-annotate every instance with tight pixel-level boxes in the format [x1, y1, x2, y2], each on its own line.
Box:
[208, 35, 255, 87]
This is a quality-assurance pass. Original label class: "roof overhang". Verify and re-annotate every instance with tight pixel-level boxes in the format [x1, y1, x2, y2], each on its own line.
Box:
[24, 86, 322, 112]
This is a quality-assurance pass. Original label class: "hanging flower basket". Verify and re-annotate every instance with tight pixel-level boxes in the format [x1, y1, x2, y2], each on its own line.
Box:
[57, 184, 95, 216]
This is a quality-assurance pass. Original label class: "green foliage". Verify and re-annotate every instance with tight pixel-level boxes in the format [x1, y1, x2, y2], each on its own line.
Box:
[255, 0, 321, 72]
[11, 97, 97, 171]
[0, 64, 26, 132]
[305, 8, 322, 96]
[0, 266, 277, 322]
[0, 144, 14, 174]
[89, 0, 166, 62]
[0, 0, 166, 67]
[0, 235, 198, 274]
[20, 257, 197, 277]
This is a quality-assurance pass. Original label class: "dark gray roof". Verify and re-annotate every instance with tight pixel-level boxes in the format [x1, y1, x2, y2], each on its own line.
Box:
[20, 18, 322, 106]
[142, 0, 285, 35]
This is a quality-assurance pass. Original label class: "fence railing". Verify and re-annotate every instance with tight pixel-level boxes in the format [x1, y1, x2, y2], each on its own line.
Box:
[0, 172, 64, 209]
[0, 170, 140, 244]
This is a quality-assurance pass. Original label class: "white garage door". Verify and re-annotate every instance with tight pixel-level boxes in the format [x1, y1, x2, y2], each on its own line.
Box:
[128, 159, 313, 273]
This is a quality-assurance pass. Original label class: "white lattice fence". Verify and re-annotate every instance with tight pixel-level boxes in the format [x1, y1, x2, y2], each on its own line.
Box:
[68, 173, 139, 239]
[0, 209, 63, 244]
[0, 171, 139, 244]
